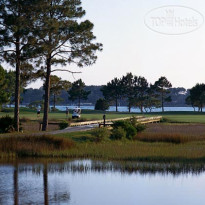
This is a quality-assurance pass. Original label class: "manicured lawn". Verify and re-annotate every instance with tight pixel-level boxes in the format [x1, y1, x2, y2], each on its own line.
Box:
[1, 108, 205, 123]
[0, 108, 137, 121]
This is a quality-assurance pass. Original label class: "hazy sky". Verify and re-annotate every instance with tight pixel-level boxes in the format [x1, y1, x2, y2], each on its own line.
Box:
[3, 0, 205, 89]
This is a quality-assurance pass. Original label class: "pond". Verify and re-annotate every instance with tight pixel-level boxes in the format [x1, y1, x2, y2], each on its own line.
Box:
[0, 160, 205, 205]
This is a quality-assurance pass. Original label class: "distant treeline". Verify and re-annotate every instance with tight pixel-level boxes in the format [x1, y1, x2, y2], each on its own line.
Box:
[21, 86, 189, 107]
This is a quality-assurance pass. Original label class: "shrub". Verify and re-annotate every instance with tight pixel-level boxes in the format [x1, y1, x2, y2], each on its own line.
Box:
[126, 125, 137, 140]
[73, 118, 88, 122]
[135, 123, 146, 133]
[0, 115, 15, 133]
[110, 127, 126, 140]
[112, 120, 137, 140]
[91, 128, 111, 142]
[59, 121, 69, 130]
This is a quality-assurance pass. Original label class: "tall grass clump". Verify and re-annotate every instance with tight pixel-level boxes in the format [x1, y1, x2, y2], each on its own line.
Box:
[135, 133, 190, 144]
[0, 135, 75, 157]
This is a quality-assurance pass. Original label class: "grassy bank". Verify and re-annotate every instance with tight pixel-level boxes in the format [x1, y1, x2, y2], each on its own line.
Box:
[2, 123, 205, 163]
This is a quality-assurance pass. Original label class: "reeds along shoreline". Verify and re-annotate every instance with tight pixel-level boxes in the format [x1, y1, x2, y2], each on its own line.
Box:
[0, 135, 75, 157]
[1, 124, 205, 162]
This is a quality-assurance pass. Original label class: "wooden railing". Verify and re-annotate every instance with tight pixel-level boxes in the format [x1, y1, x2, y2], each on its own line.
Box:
[70, 116, 162, 127]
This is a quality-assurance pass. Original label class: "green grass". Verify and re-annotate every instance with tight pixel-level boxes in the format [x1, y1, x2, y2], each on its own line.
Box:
[143, 111, 205, 123]
[0, 107, 137, 122]
[2, 108, 205, 123]
[2, 108, 205, 163]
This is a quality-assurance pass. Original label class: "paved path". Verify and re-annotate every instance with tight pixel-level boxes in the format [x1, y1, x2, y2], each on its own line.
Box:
[50, 124, 98, 135]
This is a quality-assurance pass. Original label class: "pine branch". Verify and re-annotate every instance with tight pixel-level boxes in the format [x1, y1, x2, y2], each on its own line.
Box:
[51, 69, 81, 74]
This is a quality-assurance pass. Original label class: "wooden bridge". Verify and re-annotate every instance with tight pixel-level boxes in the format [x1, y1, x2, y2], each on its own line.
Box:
[70, 116, 162, 127]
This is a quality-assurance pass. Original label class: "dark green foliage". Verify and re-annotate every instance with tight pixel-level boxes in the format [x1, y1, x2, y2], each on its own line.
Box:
[154, 77, 172, 112]
[0, 0, 39, 131]
[135, 124, 146, 133]
[110, 127, 126, 140]
[49, 75, 71, 109]
[186, 83, 205, 112]
[91, 128, 111, 142]
[95, 98, 109, 111]
[59, 121, 69, 130]
[32, 0, 102, 131]
[112, 120, 137, 140]
[68, 79, 91, 107]
[0, 115, 15, 133]
[0, 66, 10, 108]
[121, 73, 136, 112]
[101, 77, 123, 112]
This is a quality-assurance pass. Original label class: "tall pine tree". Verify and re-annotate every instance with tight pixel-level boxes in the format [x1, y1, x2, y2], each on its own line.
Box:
[33, 0, 102, 130]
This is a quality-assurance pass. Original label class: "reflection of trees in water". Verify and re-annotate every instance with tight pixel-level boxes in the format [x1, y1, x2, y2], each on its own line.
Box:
[0, 163, 71, 205]
[16, 160, 205, 176]
[2, 160, 205, 204]
[43, 164, 48, 205]
[14, 165, 18, 205]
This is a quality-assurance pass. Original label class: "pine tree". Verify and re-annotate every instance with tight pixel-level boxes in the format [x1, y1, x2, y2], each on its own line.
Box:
[33, 0, 102, 130]
[154, 77, 172, 112]
[68, 79, 91, 107]
[0, 0, 38, 131]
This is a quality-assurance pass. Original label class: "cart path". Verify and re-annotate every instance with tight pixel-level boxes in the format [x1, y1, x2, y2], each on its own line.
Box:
[50, 124, 98, 135]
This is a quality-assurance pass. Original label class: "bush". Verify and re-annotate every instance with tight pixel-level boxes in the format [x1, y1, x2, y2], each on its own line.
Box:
[0, 115, 15, 133]
[91, 128, 111, 142]
[110, 127, 126, 140]
[135, 123, 146, 133]
[59, 121, 69, 130]
[126, 125, 137, 140]
[112, 120, 137, 140]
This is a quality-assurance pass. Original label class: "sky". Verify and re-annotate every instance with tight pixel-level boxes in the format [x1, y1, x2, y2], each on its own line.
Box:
[3, 0, 205, 89]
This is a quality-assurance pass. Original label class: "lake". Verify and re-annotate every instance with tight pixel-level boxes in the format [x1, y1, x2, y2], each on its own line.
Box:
[1, 160, 205, 205]
[56, 106, 198, 113]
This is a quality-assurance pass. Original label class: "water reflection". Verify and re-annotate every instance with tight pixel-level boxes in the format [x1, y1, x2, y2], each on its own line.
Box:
[1, 160, 205, 205]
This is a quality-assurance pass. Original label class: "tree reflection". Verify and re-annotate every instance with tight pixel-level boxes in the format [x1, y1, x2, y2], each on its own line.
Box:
[13, 164, 18, 205]
[43, 164, 48, 205]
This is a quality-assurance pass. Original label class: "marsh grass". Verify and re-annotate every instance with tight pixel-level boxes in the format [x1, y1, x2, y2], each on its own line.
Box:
[0, 135, 75, 158]
[135, 123, 205, 144]
[135, 133, 190, 144]
[2, 123, 205, 163]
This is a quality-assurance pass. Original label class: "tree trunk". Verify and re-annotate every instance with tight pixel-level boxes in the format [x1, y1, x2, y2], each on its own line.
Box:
[53, 94, 56, 110]
[42, 57, 51, 131]
[115, 98, 118, 112]
[14, 38, 21, 132]
[140, 105, 143, 113]
[161, 93, 164, 112]
[128, 104, 131, 113]
[78, 97, 81, 107]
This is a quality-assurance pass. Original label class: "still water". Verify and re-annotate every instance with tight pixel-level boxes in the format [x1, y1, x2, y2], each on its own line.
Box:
[56, 106, 197, 113]
[0, 160, 205, 205]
